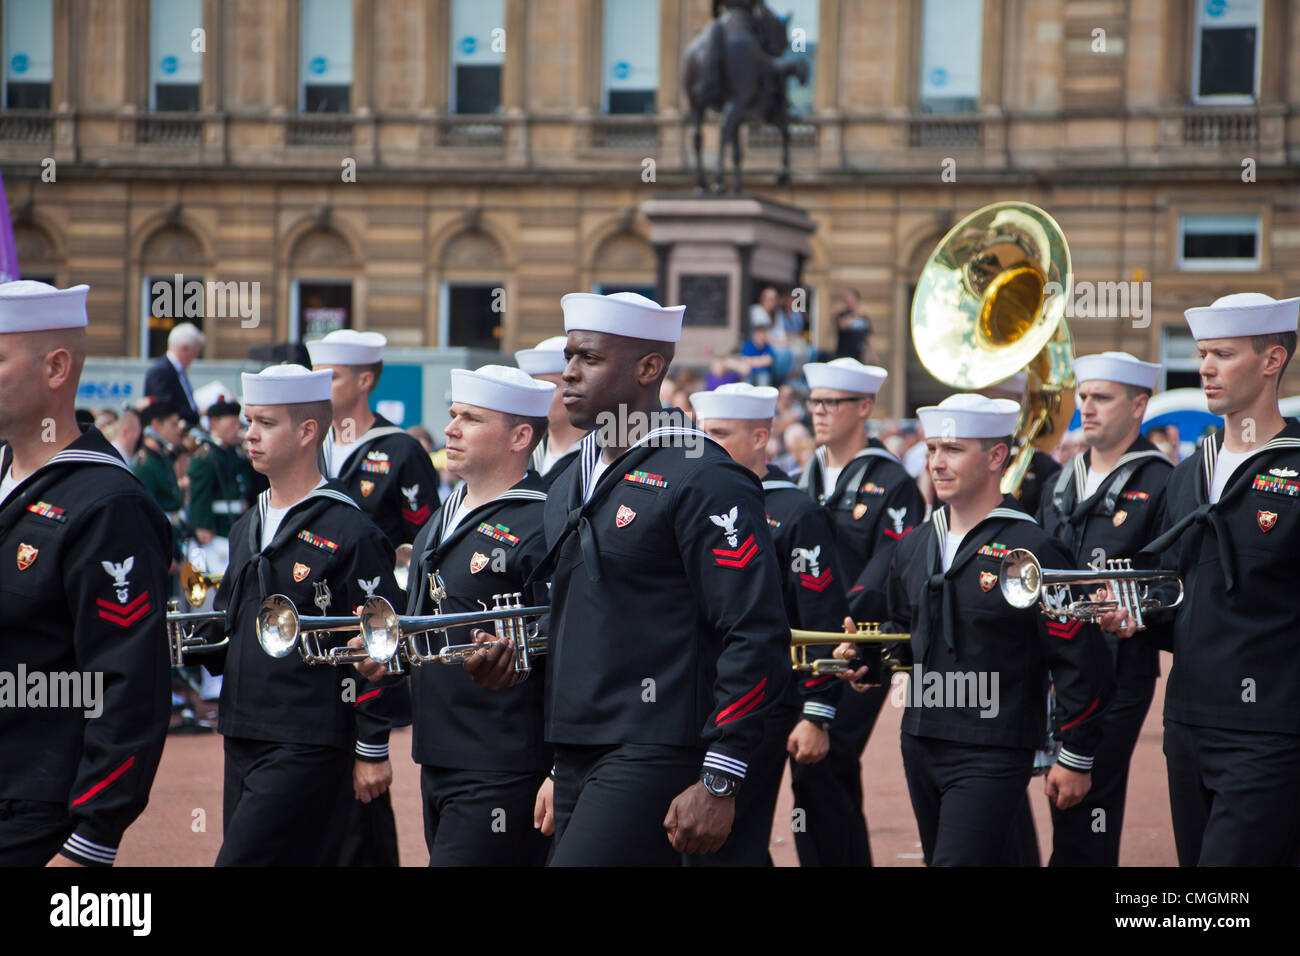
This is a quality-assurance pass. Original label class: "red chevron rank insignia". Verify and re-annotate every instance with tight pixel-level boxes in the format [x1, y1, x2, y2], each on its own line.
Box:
[713, 533, 758, 569]
[402, 504, 431, 525]
[96, 591, 152, 628]
[799, 568, 834, 592]
[1046, 619, 1083, 640]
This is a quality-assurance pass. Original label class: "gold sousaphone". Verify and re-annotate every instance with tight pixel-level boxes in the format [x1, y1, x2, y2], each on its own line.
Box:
[911, 201, 1076, 493]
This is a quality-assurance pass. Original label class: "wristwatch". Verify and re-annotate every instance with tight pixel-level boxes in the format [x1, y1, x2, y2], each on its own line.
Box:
[700, 769, 740, 798]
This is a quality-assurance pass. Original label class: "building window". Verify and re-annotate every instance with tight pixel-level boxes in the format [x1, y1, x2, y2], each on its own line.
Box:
[293, 279, 353, 342]
[1178, 213, 1260, 271]
[450, 0, 503, 115]
[602, 0, 658, 114]
[1161, 327, 1204, 392]
[770, 0, 817, 116]
[918, 0, 982, 114]
[150, 0, 201, 112]
[3, 0, 51, 110]
[143, 274, 206, 359]
[440, 281, 503, 351]
[1193, 0, 1259, 104]
[300, 0, 352, 113]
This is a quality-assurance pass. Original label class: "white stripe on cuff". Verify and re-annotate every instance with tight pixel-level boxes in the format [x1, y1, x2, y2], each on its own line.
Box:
[1056, 748, 1094, 772]
[355, 741, 389, 759]
[63, 833, 117, 865]
[802, 702, 836, 720]
[703, 751, 748, 779]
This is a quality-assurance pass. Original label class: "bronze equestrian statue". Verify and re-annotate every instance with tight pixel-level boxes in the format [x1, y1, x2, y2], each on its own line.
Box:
[684, 0, 809, 194]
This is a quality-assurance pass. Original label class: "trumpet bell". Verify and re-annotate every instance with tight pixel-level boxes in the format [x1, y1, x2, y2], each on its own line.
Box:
[911, 202, 1072, 389]
[257, 594, 300, 658]
[181, 561, 222, 608]
[999, 548, 1042, 609]
[359, 597, 401, 664]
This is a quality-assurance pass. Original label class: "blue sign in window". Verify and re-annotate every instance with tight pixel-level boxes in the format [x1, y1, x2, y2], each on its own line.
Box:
[613, 61, 630, 80]
[10, 53, 28, 74]
[161, 55, 178, 75]
[459, 35, 477, 56]
[309, 56, 328, 76]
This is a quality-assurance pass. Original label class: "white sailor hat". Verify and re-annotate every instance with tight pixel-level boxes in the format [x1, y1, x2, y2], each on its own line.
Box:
[451, 364, 556, 418]
[242, 364, 333, 405]
[0, 280, 89, 334]
[561, 291, 686, 343]
[690, 382, 779, 421]
[803, 358, 888, 396]
[988, 370, 1028, 396]
[917, 394, 1021, 440]
[1072, 351, 1160, 390]
[306, 329, 387, 366]
[514, 335, 569, 376]
[1184, 293, 1300, 341]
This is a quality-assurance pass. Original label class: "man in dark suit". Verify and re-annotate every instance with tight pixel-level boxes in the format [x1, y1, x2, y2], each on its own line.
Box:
[144, 322, 204, 428]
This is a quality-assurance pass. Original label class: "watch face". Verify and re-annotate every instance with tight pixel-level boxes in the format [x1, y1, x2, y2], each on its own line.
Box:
[703, 772, 732, 795]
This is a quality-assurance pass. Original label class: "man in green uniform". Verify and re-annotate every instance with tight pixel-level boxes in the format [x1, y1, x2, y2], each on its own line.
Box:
[132, 400, 186, 558]
[188, 399, 255, 566]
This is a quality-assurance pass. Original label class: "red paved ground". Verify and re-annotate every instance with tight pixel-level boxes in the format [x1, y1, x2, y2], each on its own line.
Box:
[118, 657, 1177, 866]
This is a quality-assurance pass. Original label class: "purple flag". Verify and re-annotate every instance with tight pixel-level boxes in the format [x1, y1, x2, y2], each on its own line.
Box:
[0, 170, 19, 282]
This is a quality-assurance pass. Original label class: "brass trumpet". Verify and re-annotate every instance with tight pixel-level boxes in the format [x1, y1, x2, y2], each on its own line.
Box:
[165, 561, 230, 666]
[255, 594, 381, 665]
[999, 547, 1183, 629]
[362, 592, 548, 673]
[790, 624, 911, 676]
[181, 561, 223, 608]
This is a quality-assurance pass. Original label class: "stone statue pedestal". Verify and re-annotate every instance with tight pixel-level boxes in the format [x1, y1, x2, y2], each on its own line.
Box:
[641, 195, 816, 368]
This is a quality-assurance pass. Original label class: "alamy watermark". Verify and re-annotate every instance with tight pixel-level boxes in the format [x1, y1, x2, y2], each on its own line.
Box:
[0, 666, 103, 718]
[594, 406, 705, 458]
[151, 273, 261, 329]
[1044, 277, 1151, 329]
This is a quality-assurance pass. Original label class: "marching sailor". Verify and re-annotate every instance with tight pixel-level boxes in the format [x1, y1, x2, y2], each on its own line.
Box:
[842, 394, 1112, 865]
[1037, 351, 1172, 866]
[1127, 293, 1300, 865]
[358, 364, 554, 865]
[202, 365, 405, 866]
[794, 357, 924, 866]
[688, 382, 850, 866]
[468, 292, 791, 866]
[516, 335, 587, 490]
[0, 280, 171, 867]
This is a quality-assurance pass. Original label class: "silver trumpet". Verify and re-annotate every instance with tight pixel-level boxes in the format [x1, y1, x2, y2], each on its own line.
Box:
[255, 594, 388, 666]
[361, 591, 548, 674]
[165, 601, 230, 668]
[999, 547, 1183, 631]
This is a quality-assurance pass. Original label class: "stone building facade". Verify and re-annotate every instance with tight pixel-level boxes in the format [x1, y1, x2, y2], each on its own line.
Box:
[1, 0, 1296, 414]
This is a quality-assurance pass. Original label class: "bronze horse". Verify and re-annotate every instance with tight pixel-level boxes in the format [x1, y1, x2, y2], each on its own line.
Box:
[684, 0, 809, 193]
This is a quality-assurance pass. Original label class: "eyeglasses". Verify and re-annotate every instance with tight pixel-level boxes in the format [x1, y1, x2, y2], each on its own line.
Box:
[808, 397, 863, 412]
